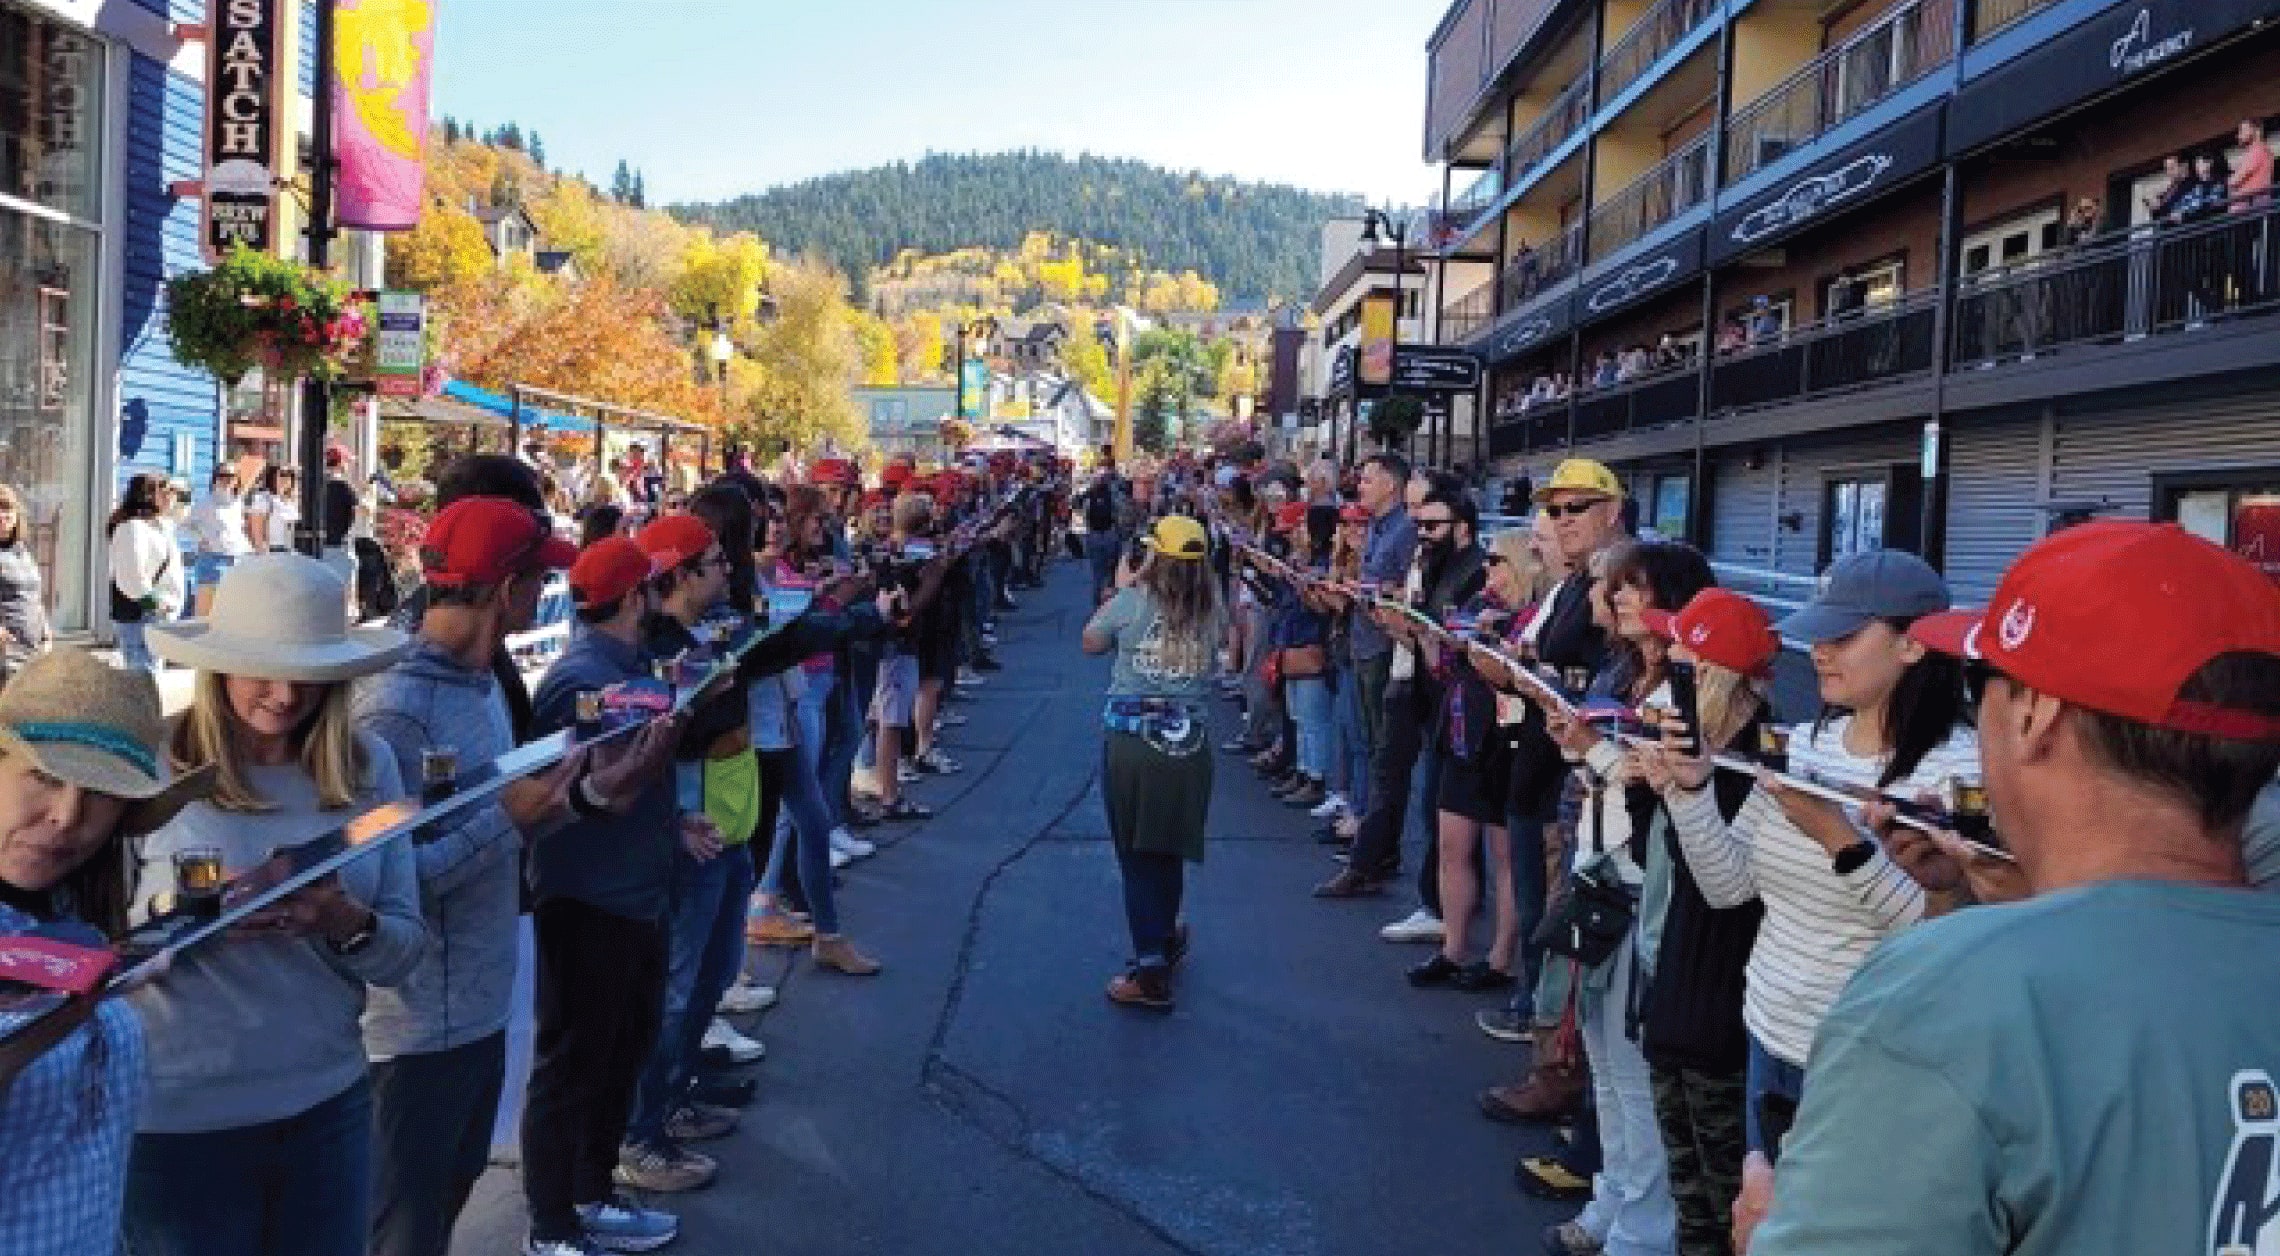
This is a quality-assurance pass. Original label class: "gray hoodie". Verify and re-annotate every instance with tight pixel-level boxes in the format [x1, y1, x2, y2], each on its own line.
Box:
[354, 639, 523, 1059]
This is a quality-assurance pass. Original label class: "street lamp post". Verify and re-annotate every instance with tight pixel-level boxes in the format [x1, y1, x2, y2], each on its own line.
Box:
[295, 0, 339, 559]
[1359, 207, 1410, 463]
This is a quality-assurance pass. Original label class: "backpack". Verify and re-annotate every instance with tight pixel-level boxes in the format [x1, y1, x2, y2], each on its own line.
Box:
[1082, 481, 1118, 532]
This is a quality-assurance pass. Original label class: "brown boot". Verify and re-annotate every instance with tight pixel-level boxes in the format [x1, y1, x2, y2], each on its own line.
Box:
[1480, 1058, 1585, 1125]
[1106, 966, 1173, 1011]
[813, 935, 882, 976]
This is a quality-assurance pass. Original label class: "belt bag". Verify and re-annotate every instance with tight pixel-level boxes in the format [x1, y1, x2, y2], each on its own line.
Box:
[1533, 784, 1636, 966]
[1102, 698, 1205, 757]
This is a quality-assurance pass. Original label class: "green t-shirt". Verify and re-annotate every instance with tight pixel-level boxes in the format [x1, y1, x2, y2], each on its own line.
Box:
[1087, 585, 1223, 701]
[1753, 879, 2280, 1256]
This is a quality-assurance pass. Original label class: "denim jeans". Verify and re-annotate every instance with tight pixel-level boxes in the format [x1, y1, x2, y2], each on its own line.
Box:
[1575, 934, 1678, 1256]
[1332, 664, 1370, 809]
[1084, 532, 1121, 605]
[1286, 675, 1333, 779]
[1114, 845, 1185, 969]
[1503, 809, 1549, 1018]
[820, 665, 863, 827]
[626, 843, 756, 1149]
[1744, 1032, 1809, 1156]
[124, 1078, 373, 1256]
[116, 619, 157, 674]
[761, 739, 841, 934]
[1409, 744, 1444, 914]
[369, 1033, 505, 1256]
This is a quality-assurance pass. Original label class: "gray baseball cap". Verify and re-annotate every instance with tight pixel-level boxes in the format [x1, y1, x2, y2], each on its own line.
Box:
[1777, 550, 1951, 643]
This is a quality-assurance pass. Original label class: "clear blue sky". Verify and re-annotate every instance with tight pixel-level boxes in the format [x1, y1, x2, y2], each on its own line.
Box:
[432, 0, 1448, 206]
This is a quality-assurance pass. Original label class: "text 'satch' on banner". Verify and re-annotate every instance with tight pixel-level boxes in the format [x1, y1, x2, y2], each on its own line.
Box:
[333, 0, 439, 231]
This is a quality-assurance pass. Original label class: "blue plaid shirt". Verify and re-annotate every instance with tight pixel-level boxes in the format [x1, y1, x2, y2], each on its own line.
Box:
[0, 902, 144, 1255]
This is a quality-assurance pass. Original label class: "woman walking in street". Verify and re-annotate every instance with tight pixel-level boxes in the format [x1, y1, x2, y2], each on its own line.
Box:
[1082, 514, 1225, 1011]
[122, 553, 422, 1256]
[107, 473, 186, 675]
[186, 465, 255, 617]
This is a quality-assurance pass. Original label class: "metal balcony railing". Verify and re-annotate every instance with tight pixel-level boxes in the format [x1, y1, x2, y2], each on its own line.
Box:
[1448, 166, 1503, 223]
[1498, 220, 1587, 312]
[1598, 0, 1721, 106]
[1505, 76, 1592, 186]
[1589, 133, 1713, 262]
[1571, 363, 1702, 440]
[1710, 288, 1940, 410]
[1969, 0, 2055, 41]
[1442, 280, 1497, 343]
[1722, 0, 1957, 186]
[1952, 194, 2280, 365]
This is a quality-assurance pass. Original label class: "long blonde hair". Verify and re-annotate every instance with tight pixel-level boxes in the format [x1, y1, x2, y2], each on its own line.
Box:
[1139, 552, 1221, 678]
[168, 671, 369, 812]
[1694, 659, 1767, 753]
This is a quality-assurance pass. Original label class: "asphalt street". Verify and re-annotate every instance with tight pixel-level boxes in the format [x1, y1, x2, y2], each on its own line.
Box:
[455, 559, 1568, 1256]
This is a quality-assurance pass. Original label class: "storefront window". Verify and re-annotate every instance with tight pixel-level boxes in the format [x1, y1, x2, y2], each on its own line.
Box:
[0, 5, 102, 221]
[0, 3, 100, 630]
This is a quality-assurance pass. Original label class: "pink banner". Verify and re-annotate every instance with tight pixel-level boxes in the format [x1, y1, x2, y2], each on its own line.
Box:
[333, 0, 437, 231]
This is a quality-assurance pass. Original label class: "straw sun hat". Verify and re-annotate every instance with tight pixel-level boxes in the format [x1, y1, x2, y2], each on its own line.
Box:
[147, 553, 408, 683]
[0, 648, 214, 834]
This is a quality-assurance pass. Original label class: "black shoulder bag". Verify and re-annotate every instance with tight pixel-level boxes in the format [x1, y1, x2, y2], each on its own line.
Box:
[1533, 777, 1637, 966]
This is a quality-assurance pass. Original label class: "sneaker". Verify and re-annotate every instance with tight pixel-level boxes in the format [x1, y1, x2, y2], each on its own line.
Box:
[1281, 778, 1326, 808]
[1106, 965, 1173, 1011]
[1309, 791, 1350, 820]
[830, 844, 851, 869]
[830, 828, 877, 861]
[880, 796, 932, 821]
[1379, 908, 1446, 944]
[702, 1017, 765, 1064]
[577, 1197, 680, 1251]
[525, 1238, 601, 1256]
[614, 1143, 715, 1194]
[916, 747, 962, 774]
[937, 711, 970, 728]
[1475, 1006, 1534, 1044]
[1540, 1219, 1604, 1253]
[716, 977, 777, 1015]
[955, 667, 984, 687]
[980, 630, 999, 646]
[664, 1101, 738, 1142]
[895, 762, 922, 785]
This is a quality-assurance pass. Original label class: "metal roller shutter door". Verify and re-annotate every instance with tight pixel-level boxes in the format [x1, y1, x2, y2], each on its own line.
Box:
[1711, 452, 1777, 570]
[2052, 392, 2280, 522]
[1943, 412, 2044, 606]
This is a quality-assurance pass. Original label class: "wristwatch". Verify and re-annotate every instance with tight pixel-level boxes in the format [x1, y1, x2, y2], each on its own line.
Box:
[1831, 839, 1878, 876]
[328, 911, 378, 956]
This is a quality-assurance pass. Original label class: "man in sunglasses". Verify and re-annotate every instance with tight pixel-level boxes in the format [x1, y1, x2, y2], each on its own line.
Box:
[1750, 521, 2280, 1256]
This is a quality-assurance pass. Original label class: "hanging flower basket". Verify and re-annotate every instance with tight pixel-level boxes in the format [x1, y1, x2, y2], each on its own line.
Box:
[164, 246, 372, 386]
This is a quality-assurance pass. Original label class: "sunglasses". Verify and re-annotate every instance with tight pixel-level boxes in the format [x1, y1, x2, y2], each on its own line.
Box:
[1541, 498, 1609, 520]
[1414, 517, 1455, 532]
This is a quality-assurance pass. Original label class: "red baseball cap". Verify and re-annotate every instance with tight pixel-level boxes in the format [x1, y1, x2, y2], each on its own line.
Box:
[420, 497, 577, 587]
[809, 458, 858, 487]
[1911, 521, 2280, 738]
[880, 462, 913, 490]
[1645, 588, 1779, 677]
[569, 536, 654, 609]
[1338, 503, 1371, 525]
[635, 514, 717, 570]
[1273, 501, 1308, 531]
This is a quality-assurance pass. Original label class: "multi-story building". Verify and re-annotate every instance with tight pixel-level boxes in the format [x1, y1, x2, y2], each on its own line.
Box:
[1304, 215, 1439, 463]
[1425, 0, 2280, 601]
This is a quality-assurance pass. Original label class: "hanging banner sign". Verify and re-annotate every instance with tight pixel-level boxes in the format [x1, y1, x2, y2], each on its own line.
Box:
[201, 0, 289, 258]
[334, 0, 439, 230]
[1357, 294, 1397, 387]
[373, 291, 427, 396]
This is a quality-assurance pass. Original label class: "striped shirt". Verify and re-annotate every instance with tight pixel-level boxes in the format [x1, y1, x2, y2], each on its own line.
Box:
[1664, 715, 1980, 1068]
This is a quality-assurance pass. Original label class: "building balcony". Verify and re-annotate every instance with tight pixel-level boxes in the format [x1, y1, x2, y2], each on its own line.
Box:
[1501, 220, 1587, 312]
[1588, 132, 1712, 263]
[1723, 0, 1957, 187]
[1952, 197, 2280, 368]
[1448, 166, 1503, 223]
[1505, 76, 1593, 198]
[1443, 279, 1498, 344]
[1709, 288, 1939, 411]
[1571, 362, 1702, 439]
[1967, 0, 2057, 42]
[1598, 0, 1722, 108]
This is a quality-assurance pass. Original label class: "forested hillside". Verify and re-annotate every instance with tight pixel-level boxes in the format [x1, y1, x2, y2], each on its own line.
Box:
[674, 152, 1364, 305]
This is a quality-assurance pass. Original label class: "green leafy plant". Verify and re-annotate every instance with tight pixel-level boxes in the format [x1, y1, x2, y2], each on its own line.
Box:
[164, 246, 371, 385]
[1369, 394, 1425, 447]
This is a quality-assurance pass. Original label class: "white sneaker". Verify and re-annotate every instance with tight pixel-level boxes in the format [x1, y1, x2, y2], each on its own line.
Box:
[701, 1017, 765, 1064]
[1379, 908, 1445, 944]
[829, 843, 851, 869]
[896, 762, 922, 785]
[955, 667, 983, 687]
[716, 977, 777, 1015]
[1309, 791, 1350, 820]
[830, 827, 876, 861]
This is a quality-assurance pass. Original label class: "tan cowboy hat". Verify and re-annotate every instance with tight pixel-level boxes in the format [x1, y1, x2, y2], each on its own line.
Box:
[0, 649, 214, 834]
[148, 553, 408, 683]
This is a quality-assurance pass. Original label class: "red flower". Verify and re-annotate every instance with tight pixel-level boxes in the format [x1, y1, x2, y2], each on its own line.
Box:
[279, 296, 297, 312]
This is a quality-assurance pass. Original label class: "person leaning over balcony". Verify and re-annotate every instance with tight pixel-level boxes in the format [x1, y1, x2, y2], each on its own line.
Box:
[1749, 522, 2280, 1256]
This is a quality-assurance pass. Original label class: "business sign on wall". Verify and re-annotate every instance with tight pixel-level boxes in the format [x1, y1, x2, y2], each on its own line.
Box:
[1580, 229, 1704, 322]
[202, 0, 290, 258]
[1483, 291, 1573, 365]
[1357, 295, 1398, 387]
[373, 292, 427, 397]
[1710, 104, 1943, 265]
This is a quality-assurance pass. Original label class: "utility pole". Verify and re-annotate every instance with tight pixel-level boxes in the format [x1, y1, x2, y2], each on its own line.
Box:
[1112, 309, 1135, 462]
[295, 0, 336, 560]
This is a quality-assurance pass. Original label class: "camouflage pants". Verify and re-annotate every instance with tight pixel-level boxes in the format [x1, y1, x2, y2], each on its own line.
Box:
[1650, 1064, 1747, 1256]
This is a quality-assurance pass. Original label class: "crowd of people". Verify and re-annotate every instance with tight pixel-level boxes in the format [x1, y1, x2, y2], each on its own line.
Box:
[1073, 447, 2280, 1256]
[0, 444, 1071, 1256]
[7, 427, 2280, 1256]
